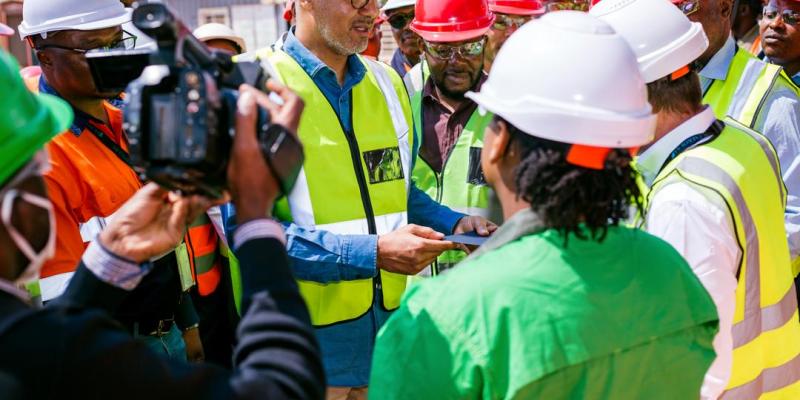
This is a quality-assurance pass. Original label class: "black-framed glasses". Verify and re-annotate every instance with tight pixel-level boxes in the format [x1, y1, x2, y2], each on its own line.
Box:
[35, 30, 137, 53]
[545, 0, 590, 12]
[425, 38, 486, 60]
[763, 5, 800, 25]
[387, 12, 415, 30]
[351, 0, 371, 10]
[492, 14, 532, 31]
[675, 0, 700, 16]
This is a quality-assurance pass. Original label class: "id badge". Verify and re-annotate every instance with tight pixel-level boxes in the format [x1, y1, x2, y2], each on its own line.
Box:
[175, 242, 195, 292]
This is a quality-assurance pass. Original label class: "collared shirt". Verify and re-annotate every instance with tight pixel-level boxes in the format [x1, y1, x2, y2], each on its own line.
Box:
[36, 77, 141, 299]
[420, 74, 487, 173]
[639, 107, 740, 400]
[370, 208, 719, 399]
[263, 30, 464, 386]
[703, 36, 800, 261]
[390, 48, 413, 78]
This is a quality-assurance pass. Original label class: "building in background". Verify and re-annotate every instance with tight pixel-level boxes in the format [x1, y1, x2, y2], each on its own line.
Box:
[0, 0, 31, 67]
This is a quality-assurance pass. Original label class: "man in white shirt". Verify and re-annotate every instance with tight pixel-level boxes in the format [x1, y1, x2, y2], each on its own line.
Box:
[593, 0, 800, 399]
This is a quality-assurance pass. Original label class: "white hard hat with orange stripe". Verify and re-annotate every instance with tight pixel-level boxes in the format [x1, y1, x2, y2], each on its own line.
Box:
[466, 11, 655, 169]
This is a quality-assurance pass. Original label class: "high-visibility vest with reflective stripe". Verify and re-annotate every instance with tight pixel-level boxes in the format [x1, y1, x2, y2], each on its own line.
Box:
[703, 48, 794, 129]
[646, 119, 800, 399]
[252, 48, 413, 327]
[183, 213, 223, 296]
[410, 90, 494, 269]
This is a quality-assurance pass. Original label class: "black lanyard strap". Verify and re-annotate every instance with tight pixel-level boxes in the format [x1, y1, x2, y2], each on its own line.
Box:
[659, 119, 725, 174]
[84, 123, 133, 168]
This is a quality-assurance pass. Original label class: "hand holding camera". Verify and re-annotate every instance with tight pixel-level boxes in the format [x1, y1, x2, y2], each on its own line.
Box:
[229, 81, 304, 224]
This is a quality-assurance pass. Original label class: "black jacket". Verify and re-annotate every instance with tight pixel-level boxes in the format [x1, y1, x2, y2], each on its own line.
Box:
[0, 235, 325, 400]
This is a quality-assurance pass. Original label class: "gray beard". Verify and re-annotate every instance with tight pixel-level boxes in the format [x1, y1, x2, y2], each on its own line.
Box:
[318, 21, 367, 56]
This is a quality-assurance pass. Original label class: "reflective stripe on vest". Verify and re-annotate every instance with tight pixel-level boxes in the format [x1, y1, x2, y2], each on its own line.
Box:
[184, 214, 223, 296]
[646, 122, 800, 399]
[410, 89, 494, 268]
[256, 48, 412, 326]
[704, 49, 784, 128]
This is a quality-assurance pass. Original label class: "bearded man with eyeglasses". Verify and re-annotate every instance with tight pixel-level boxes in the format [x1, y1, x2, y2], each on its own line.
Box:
[233, 0, 496, 397]
[674, 0, 800, 268]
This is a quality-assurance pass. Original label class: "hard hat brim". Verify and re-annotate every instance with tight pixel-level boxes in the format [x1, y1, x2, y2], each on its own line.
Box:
[466, 89, 656, 148]
[639, 22, 707, 83]
[199, 35, 247, 53]
[489, 5, 545, 15]
[0, 23, 13, 37]
[381, 0, 416, 12]
[18, 13, 130, 39]
[1, 92, 72, 186]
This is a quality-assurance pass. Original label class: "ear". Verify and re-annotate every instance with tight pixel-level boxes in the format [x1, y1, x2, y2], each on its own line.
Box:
[35, 50, 54, 70]
[719, 0, 734, 20]
[486, 119, 512, 164]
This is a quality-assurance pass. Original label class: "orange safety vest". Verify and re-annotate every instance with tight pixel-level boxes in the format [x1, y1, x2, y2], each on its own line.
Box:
[26, 77, 223, 300]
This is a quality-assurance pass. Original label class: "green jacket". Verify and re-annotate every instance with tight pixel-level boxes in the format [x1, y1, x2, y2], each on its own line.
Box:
[370, 209, 719, 400]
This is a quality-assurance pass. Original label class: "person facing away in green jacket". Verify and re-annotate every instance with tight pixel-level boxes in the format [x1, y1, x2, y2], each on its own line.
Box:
[369, 12, 720, 400]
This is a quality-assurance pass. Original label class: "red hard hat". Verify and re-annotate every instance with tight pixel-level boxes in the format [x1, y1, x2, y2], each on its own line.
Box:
[411, 0, 495, 43]
[489, 0, 545, 15]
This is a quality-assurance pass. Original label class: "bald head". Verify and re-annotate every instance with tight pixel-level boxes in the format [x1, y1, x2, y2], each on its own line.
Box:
[685, 0, 734, 64]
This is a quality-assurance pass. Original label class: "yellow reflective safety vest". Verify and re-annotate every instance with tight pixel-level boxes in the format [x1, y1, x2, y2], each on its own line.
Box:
[252, 48, 414, 327]
[644, 118, 800, 399]
[410, 90, 494, 271]
[703, 47, 796, 129]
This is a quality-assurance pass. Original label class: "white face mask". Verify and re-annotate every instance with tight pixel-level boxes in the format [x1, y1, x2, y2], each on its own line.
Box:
[1, 189, 56, 286]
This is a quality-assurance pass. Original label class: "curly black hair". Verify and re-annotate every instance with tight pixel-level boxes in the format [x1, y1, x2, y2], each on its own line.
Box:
[495, 116, 643, 243]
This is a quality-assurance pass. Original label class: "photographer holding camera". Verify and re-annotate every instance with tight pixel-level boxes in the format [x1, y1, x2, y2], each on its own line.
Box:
[0, 48, 325, 399]
[17, 0, 221, 362]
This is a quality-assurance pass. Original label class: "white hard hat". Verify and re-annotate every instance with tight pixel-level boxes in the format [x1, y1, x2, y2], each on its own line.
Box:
[18, 0, 130, 40]
[193, 23, 247, 53]
[466, 11, 655, 149]
[590, 0, 708, 83]
[382, 0, 416, 12]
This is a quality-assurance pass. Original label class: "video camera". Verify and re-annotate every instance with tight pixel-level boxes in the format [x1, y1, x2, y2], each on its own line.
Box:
[85, 2, 303, 198]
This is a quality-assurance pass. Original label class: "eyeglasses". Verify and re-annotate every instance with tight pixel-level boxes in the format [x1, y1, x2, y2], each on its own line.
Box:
[492, 14, 532, 31]
[387, 12, 414, 30]
[425, 38, 486, 60]
[545, 0, 590, 12]
[351, 0, 372, 10]
[763, 6, 800, 25]
[674, 0, 700, 16]
[36, 30, 138, 53]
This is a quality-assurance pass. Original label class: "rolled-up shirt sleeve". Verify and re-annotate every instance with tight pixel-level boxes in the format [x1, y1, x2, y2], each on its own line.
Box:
[645, 182, 740, 400]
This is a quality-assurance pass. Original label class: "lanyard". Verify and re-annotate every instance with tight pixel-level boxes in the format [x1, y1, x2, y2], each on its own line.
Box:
[658, 119, 725, 174]
[84, 123, 133, 168]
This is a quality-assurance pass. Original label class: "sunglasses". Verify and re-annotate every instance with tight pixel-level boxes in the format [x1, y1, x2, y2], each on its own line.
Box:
[387, 12, 415, 30]
[425, 38, 486, 60]
[545, 0, 590, 12]
[492, 14, 532, 31]
[763, 6, 800, 26]
[36, 30, 138, 54]
[674, 0, 700, 16]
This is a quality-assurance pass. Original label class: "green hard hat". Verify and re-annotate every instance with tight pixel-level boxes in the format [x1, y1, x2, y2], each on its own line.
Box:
[0, 50, 72, 186]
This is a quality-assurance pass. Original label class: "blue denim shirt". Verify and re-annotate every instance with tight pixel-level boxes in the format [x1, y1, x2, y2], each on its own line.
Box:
[223, 30, 464, 386]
